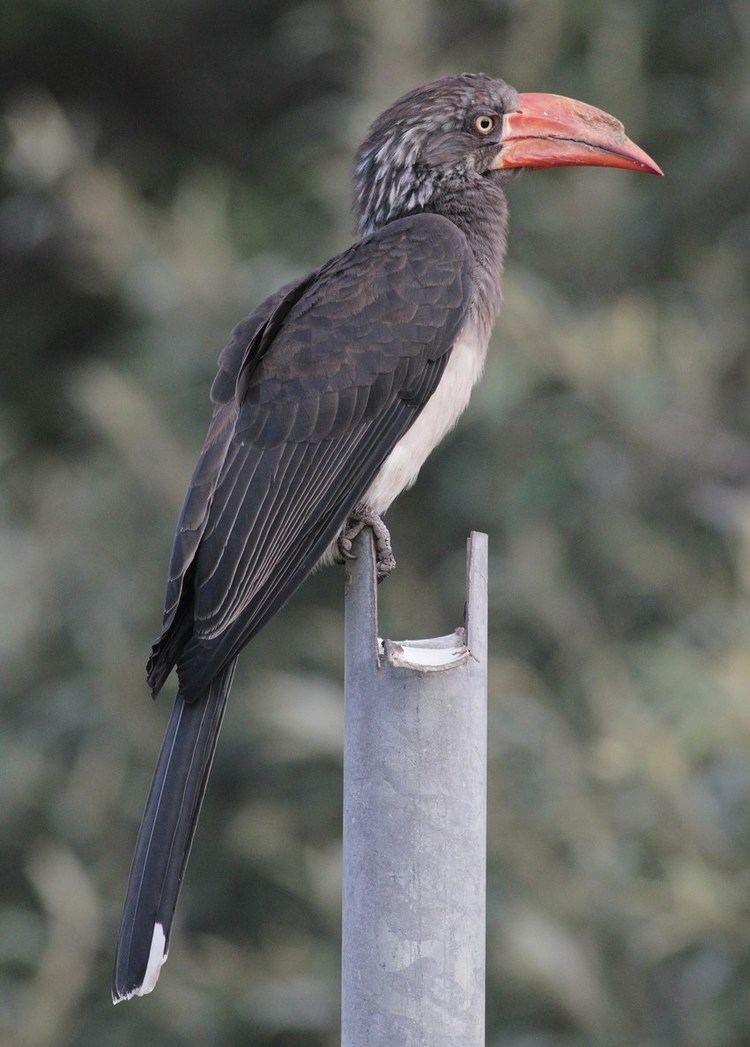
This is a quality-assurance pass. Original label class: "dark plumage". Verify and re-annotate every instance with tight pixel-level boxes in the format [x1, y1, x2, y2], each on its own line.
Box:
[158, 214, 473, 703]
[113, 73, 661, 1003]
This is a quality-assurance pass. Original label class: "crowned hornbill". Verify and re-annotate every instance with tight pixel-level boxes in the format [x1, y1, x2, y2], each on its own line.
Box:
[113, 74, 661, 1002]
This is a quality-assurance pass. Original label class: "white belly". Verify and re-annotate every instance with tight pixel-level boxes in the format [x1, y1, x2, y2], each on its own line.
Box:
[364, 323, 488, 514]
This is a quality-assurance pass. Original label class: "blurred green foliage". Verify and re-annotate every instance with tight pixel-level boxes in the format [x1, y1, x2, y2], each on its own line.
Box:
[1, 1, 749, 1044]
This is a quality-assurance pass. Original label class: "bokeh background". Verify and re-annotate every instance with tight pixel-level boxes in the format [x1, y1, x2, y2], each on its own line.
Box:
[1, 0, 749, 1044]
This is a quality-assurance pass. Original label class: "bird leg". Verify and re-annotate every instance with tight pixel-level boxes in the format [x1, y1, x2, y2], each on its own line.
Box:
[335, 505, 396, 580]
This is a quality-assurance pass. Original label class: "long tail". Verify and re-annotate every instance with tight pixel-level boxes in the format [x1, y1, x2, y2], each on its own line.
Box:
[112, 659, 236, 1003]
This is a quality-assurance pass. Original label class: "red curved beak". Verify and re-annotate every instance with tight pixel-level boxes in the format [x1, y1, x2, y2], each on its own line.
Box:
[492, 92, 663, 176]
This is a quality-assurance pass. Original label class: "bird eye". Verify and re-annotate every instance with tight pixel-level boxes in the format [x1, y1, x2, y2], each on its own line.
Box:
[473, 115, 496, 135]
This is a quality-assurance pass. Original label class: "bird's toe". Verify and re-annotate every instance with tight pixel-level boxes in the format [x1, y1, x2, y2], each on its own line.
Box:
[375, 551, 397, 581]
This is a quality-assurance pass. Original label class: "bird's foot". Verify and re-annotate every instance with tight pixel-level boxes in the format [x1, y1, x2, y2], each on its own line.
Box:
[335, 505, 396, 581]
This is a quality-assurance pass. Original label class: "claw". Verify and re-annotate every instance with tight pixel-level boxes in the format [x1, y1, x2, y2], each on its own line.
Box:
[339, 535, 357, 560]
[375, 551, 397, 581]
[335, 528, 359, 564]
[336, 504, 396, 581]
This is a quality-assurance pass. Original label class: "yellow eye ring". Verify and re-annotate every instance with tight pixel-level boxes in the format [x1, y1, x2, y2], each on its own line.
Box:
[474, 114, 496, 135]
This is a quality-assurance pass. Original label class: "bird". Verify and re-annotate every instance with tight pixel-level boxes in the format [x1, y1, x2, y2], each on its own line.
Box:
[112, 73, 661, 1003]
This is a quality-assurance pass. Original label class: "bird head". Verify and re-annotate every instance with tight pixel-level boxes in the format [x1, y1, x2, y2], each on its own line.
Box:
[354, 73, 662, 235]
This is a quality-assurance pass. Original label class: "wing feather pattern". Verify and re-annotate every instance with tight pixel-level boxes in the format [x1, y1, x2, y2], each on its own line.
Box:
[147, 213, 473, 701]
[117, 212, 473, 1003]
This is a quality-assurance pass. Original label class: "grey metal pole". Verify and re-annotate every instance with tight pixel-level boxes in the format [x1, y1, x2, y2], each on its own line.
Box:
[342, 529, 488, 1046]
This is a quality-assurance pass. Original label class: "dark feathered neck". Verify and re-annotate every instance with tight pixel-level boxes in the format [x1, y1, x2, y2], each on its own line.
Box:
[416, 178, 510, 342]
[354, 138, 443, 237]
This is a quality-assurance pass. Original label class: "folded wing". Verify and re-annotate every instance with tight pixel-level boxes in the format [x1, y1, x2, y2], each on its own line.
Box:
[148, 213, 474, 700]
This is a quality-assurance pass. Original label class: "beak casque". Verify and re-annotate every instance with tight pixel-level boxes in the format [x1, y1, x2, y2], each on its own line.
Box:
[492, 92, 663, 176]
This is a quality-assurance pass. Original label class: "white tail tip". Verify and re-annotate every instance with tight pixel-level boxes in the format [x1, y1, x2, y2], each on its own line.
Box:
[112, 923, 168, 1004]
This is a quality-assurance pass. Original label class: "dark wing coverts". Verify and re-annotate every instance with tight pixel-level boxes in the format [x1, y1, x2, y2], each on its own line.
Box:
[148, 213, 473, 701]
